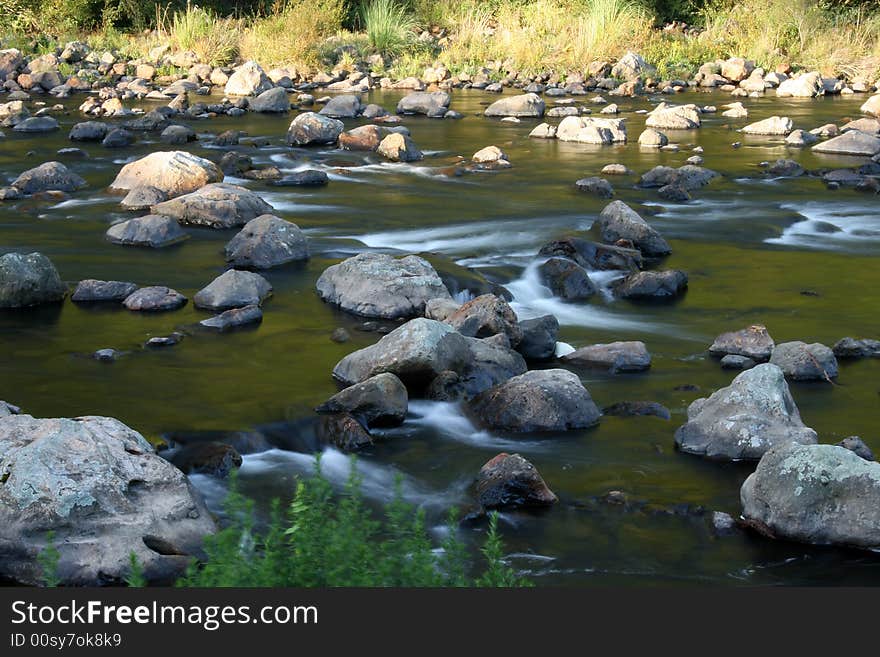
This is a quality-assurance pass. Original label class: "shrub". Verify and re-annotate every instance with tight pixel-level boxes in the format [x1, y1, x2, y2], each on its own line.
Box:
[163, 1, 241, 66]
[361, 0, 417, 56]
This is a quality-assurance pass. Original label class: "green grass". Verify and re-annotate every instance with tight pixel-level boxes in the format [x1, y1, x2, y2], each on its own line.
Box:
[361, 0, 418, 56]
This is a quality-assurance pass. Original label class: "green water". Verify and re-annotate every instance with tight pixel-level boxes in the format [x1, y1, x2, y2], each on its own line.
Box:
[1, 89, 879, 585]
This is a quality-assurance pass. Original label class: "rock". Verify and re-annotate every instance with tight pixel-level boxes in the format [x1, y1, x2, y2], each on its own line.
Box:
[425, 298, 461, 321]
[0, 414, 215, 585]
[720, 354, 756, 370]
[639, 164, 718, 191]
[166, 442, 242, 477]
[109, 151, 222, 198]
[71, 280, 137, 303]
[812, 130, 880, 156]
[123, 286, 187, 312]
[123, 110, 171, 132]
[224, 61, 273, 96]
[657, 183, 690, 201]
[475, 453, 557, 509]
[776, 71, 823, 98]
[286, 112, 343, 146]
[832, 337, 880, 359]
[841, 117, 880, 134]
[765, 159, 804, 177]
[538, 257, 598, 300]
[151, 183, 273, 229]
[468, 369, 601, 432]
[198, 304, 263, 331]
[709, 325, 775, 361]
[721, 102, 748, 118]
[145, 332, 184, 347]
[248, 87, 290, 113]
[538, 237, 642, 271]
[396, 91, 451, 118]
[68, 121, 109, 141]
[331, 327, 350, 343]
[224, 215, 308, 269]
[601, 163, 631, 175]
[645, 103, 701, 130]
[376, 132, 423, 162]
[614, 270, 687, 299]
[838, 436, 875, 461]
[332, 318, 470, 389]
[457, 337, 528, 398]
[484, 93, 545, 118]
[674, 363, 818, 460]
[611, 52, 653, 80]
[528, 122, 557, 139]
[574, 177, 613, 198]
[638, 128, 668, 147]
[711, 511, 737, 536]
[315, 413, 372, 452]
[595, 200, 671, 256]
[120, 185, 167, 211]
[602, 401, 671, 420]
[193, 270, 272, 311]
[0, 401, 21, 417]
[769, 341, 838, 381]
[316, 372, 408, 428]
[12, 116, 59, 133]
[740, 442, 880, 548]
[105, 215, 190, 248]
[160, 125, 196, 145]
[561, 341, 651, 373]
[319, 94, 362, 118]
[472, 145, 508, 164]
[11, 161, 86, 194]
[721, 57, 754, 82]
[0, 252, 67, 308]
[785, 129, 818, 147]
[556, 116, 627, 144]
[861, 94, 880, 117]
[339, 124, 389, 151]
[517, 315, 559, 361]
[102, 128, 134, 148]
[742, 116, 793, 135]
[445, 294, 522, 346]
[272, 170, 329, 187]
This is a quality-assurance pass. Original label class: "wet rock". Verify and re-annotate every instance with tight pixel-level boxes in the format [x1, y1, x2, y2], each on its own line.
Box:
[396, 91, 451, 118]
[742, 116, 793, 135]
[102, 128, 134, 148]
[316, 372, 408, 428]
[0, 414, 216, 585]
[199, 304, 263, 331]
[166, 442, 242, 477]
[711, 511, 737, 536]
[120, 185, 167, 211]
[538, 257, 598, 300]
[639, 164, 718, 191]
[645, 103, 701, 130]
[106, 215, 190, 248]
[332, 318, 470, 389]
[92, 348, 121, 362]
[769, 341, 838, 381]
[785, 129, 818, 147]
[596, 200, 671, 257]
[0, 401, 21, 417]
[517, 315, 559, 361]
[709, 324, 775, 361]
[812, 130, 880, 156]
[638, 128, 668, 147]
[272, 170, 329, 186]
[657, 183, 690, 202]
[674, 363, 818, 460]
[456, 338, 527, 397]
[123, 110, 171, 132]
[151, 182, 273, 229]
[248, 86, 290, 113]
[832, 337, 880, 359]
[319, 94, 362, 118]
[376, 132, 423, 162]
[69, 121, 109, 141]
[193, 270, 272, 311]
[12, 116, 59, 133]
[720, 354, 756, 370]
[575, 176, 614, 198]
[339, 124, 389, 151]
[315, 413, 372, 451]
[614, 269, 687, 299]
[109, 151, 222, 198]
[145, 332, 184, 347]
[224, 214, 308, 269]
[562, 341, 651, 373]
[740, 442, 880, 548]
[224, 60, 273, 96]
[316, 253, 450, 320]
[765, 159, 804, 177]
[425, 298, 461, 321]
[11, 161, 86, 194]
[538, 237, 642, 272]
[476, 453, 558, 509]
[331, 327, 350, 343]
[776, 71, 823, 98]
[445, 294, 522, 346]
[556, 116, 627, 144]
[838, 436, 875, 461]
[286, 112, 343, 146]
[160, 124, 196, 145]
[602, 401, 671, 420]
[71, 279, 137, 303]
[484, 93, 545, 118]
[0, 252, 67, 308]
[468, 369, 601, 432]
[123, 286, 187, 312]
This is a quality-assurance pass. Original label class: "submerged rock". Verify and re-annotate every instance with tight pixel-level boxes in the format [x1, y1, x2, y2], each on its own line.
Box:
[166, 442, 242, 478]
[832, 337, 880, 359]
[0, 252, 67, 308]
[602, 401, 671, 420]
[199, 304, 263, 331]
[315, 413, 372, 452]
[561, 341, 651, 373]
[475, 453, 558, 509]
[316, 372, 408, 428]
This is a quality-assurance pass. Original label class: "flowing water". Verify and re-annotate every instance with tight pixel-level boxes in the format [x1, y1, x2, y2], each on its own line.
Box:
[2, 88, 879, 586]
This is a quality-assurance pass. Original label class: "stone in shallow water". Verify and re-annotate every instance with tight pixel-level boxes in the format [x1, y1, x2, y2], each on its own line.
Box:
[150, 182, 274, 229]
[193, 269, 272, 311]
[709, 324, 774, 361]
[105, 215, 189, 248]
[123, 286, 187, 312]
[199, 304, 263, 331]
[224, 214, 309, 269]
[475, 452, 558, 509]
[71, 279, 138, 302]
[0, 252, 67, 308]
[315, 372, 408, 428]
[769, 341, 838, 381]
[561, 341, 651, 373]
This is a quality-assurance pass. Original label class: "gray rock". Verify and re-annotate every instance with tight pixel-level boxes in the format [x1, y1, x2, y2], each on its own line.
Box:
[0, 401, 21, 417]
[457, 337, 528, 398]
[396, 91, 451, 118]
[151, 183, 274, 229]
[165, 442, 242, 477]
[272, 170, 329, 187]
[468, 369, 601, 432]
[812, 130, 880, 156]
[286, 112, 343, 146]
[0, 252, 67, 308]
[106, 215, 190, 247]
[224, 61, 273, 96]
[445, 294, 522, 346]
[517, 315, 559, 361]
[776, 71, 823, 98]
[765, 159, 804, 177]
[710, 325, 775, 361]
[720, 354, 756, 370]
[315, 372, 408, 427]
[224, 215, 308, 269]
[12, 116, 59, 132]
[538, 237, 642, 271]
[638, 128, 668, 147]
[159, 124, 196, 145]
[602, 401, 671, 420]
[639, 164, 718, 191]
[318, 94, 362, 118]
[742, 116, 793, 135]
[561, 341, 651, 373]
[838, 436, 875, 461]
[476, 453, 558, 509]
[71, 279, 137, 303]
[93, 348, 122, 362]
[484, 93, 545, 118]
[11, 161, 86, 194]
[0, 415, 215, 585]
[109, 151, 222, 198]
[614, 269, 687, 299]
[248, 87, 290, 113]
[711, 511, 737, 536]
[101, 128, 134, 148]
[68, 121, 109, 141]
[740, 442, 880, 549]
[832, 337, 880, 359]
[315, 413, 372, 452]
[123, 286, 187, 312]
[596, 200, 671, 256]
[769, 341, 838, 381]
[674, 363, 818, 460]
[316, 253, 451, 320]
[198, 304, 263, 330]
[425, 298, 460, 321]
[645, 103, 701, 130]
[193, 269, 272, 311]
[120, 185, 167, 211]
[538, 257, 598, 300]
[785, 129, 818, 147]
[575, 176, 614, 198]
[376, 132, 422, 162]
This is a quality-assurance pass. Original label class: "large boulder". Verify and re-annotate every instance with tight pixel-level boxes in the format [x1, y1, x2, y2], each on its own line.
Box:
[611, 52, 654, 81]
[538, 237, 642, 271]
[467, 369, 601, 432]
[741, 443, 880, 549]
[475, 453, 558, 509]
[445, 294, 522, 346]
[332, 318, 471, 389]
[316, 253, 451, 319]
[709, 325, 775, 362]
[105, 215, 190, 248]
[286, 112, 344, 146]
[595, 200, 671, 256]
[721, 57, 754, 82]
[0, 414, 215, 585]
[193, 269, 272, 311]
[742, 116, 794, 136]
[861, 94, 880, 117]
[645, 103, 701, 130]
[319, 94, 362, 118]
[812, 130, 880, 156]
[561, 341, 651, 373]
[224, 214, 308, 268]
[339, 124, 390, 151]
[456, 337, 528, 398]
[11, 161, 86, 194]
[556, 116, 627, 144]
[376, 132, 423, 162]
[247, 87, 290, 112]
[396, 91, 450, 118]
[151, 183, 274, 229]
[538, 257, 598, 299]
[674, 363, 818, 460]
[769, 341, 838, 381]
[517, 315, 559, 361]
[316, 372, 408, 428]
[69, 121, 110, 141]
[224, 60, 273, 96]
[614, 269, 687, 299]
[776, 71, 823, 98]
[109, 151, 222, 198]
[484, 93, 545, 118]
[0, 252, 67, 308]
[12, 116, 59, 133]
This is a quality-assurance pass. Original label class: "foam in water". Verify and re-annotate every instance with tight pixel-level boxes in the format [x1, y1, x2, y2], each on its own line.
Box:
[767, 202, 880, 250]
